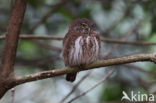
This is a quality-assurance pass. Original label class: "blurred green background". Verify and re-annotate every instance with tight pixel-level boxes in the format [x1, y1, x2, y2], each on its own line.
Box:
[0, 0, 156, 103]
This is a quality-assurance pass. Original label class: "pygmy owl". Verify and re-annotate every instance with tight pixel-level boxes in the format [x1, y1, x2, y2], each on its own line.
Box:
[62, 18, 101, 82]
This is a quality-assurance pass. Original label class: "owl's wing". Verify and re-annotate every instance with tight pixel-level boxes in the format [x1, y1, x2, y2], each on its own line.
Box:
[92, 31, 101, 48]
[63, 33, 69, 46]
[63, 31, 81, 47]
[62, 32, 80, 65]
[62, 33, 69, 66]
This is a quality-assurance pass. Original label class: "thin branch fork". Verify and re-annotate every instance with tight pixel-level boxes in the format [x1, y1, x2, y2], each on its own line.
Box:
[67, 70, 114, 103]
[0, 34, 156, 46]
[59, 71, 92, 103]
[30, 0, 68, 33]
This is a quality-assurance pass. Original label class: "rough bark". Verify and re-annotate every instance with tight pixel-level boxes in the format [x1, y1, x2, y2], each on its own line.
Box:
[0, 0, 27, 99]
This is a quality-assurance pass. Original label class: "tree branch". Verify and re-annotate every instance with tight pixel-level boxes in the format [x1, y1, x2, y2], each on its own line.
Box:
[0, 0, 27, 77]
[0, 34, 156, 46]
[14, 53, 156, 86]
[0, 0, 27, 99]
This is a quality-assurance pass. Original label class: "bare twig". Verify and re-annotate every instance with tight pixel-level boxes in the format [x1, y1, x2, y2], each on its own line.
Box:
[16, 56, 60, 67]
[30, 0, 67, 33]
[67, 70, 114, 103]
[103, 21, 140, 58]
[11, 88, 15, 103]
[30, 40, 62, 51]
[101, 37, 156, 46]
[125, 64, 156, 75]
[0, 34, 63, 40]
[101, 0, 134, 35]
[0, 34, 156, 46]
[59, 71, 91, 103]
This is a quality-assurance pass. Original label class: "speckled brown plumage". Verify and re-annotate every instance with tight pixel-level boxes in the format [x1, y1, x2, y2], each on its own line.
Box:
[62, 18, 101, 82]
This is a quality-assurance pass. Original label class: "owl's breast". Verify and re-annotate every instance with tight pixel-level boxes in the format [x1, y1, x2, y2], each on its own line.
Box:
[66, 35, 100, 66]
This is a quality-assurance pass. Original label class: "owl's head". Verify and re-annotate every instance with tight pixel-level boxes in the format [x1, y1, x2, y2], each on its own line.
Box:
[69, 18, 97, 35]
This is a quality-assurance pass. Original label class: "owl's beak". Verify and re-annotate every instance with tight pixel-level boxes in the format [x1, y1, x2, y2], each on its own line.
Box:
[88, 27, 91, 32]
[85, 27, 91, 35]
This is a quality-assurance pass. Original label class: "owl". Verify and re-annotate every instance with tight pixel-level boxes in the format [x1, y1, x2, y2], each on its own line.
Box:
[62, 18, 101, 82]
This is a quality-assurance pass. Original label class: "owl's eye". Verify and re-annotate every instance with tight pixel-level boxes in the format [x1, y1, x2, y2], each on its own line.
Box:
[92, 24, 97, 30]
[81, 23, 86, 28]
[92, 24, 96, 28]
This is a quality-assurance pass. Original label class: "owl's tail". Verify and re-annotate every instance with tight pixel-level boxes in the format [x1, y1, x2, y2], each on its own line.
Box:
[66, 73, 77, 82]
